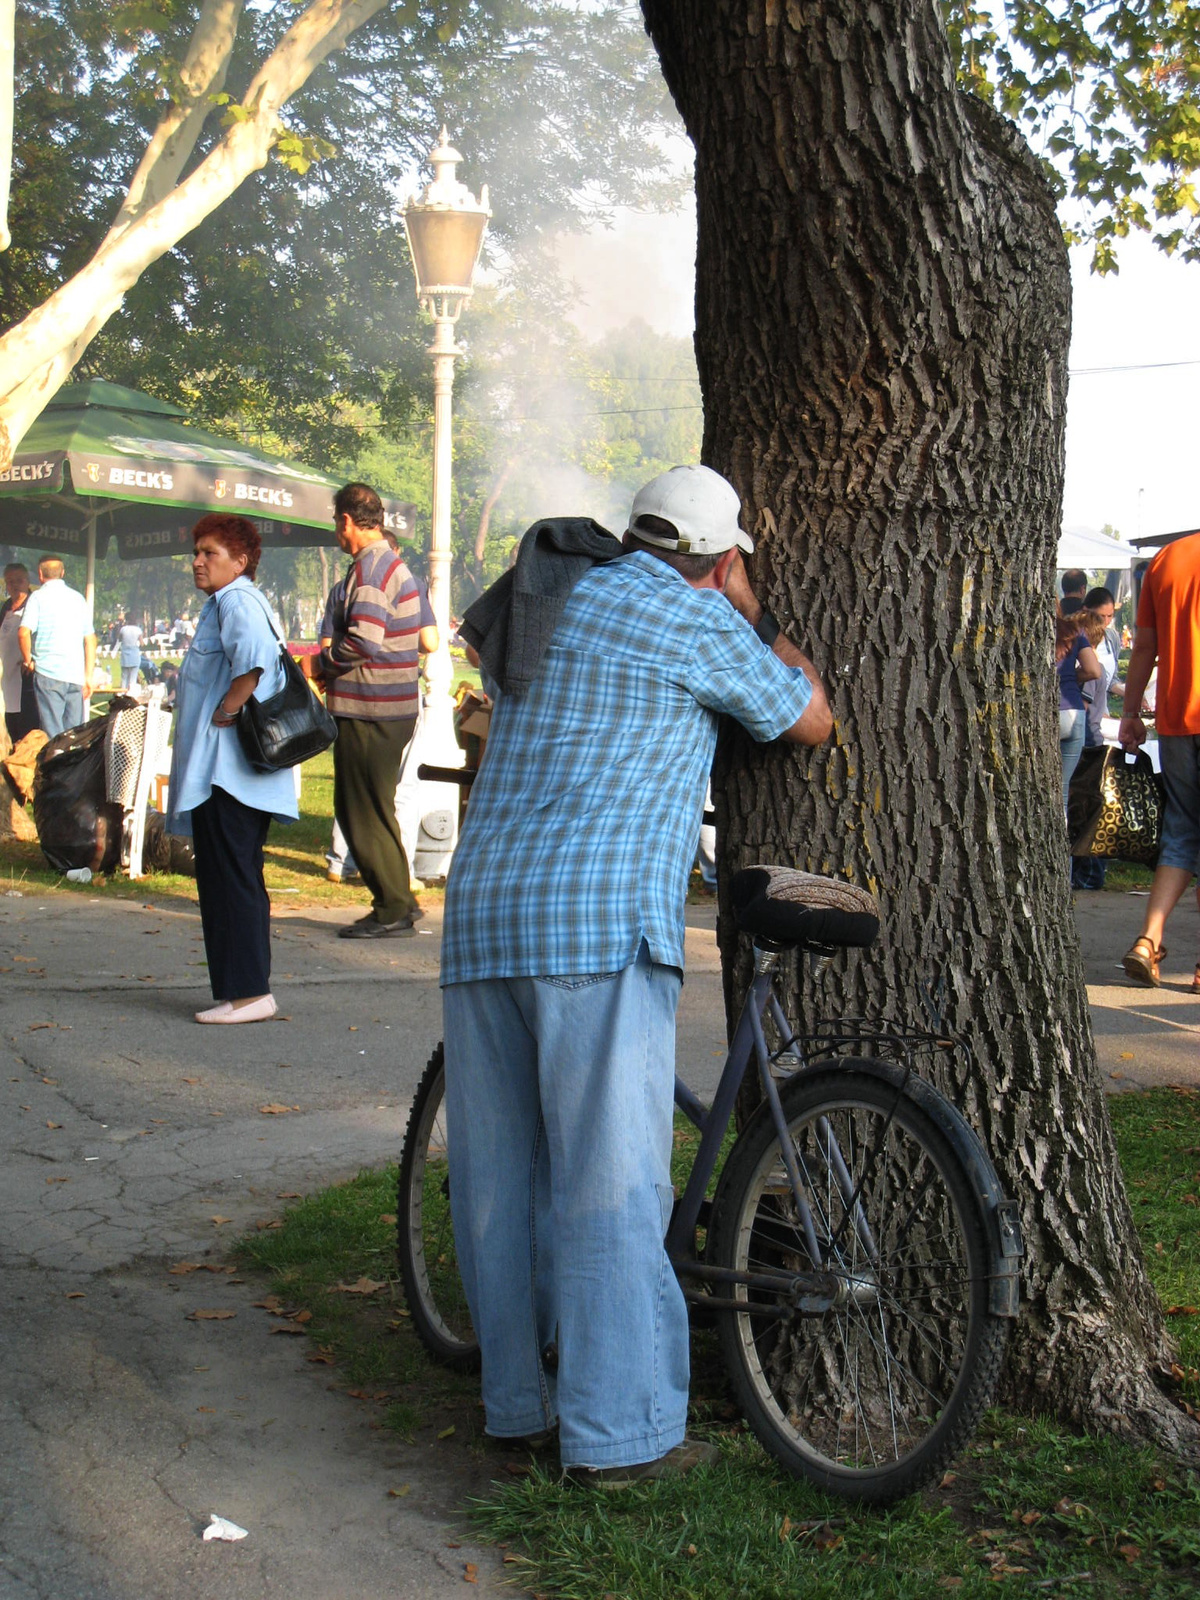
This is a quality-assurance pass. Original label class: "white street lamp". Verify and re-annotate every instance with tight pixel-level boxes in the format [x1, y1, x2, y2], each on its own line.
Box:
[403, 128, 490, 881]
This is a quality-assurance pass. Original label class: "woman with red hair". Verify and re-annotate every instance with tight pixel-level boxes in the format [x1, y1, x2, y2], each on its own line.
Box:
[167, 514, 298, 1023]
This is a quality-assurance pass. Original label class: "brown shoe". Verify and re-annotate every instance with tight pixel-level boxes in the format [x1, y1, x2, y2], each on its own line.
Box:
[1123, 937, 1165, 987]
[566, 1438, 719, 1488]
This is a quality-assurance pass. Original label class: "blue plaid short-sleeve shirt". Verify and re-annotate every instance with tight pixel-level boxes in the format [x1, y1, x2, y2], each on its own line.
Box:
[440, 552, 813, 984]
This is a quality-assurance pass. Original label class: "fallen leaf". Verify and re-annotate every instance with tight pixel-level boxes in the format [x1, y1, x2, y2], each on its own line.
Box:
[1018, 1511, 1042, 1526]
[28, 1022, 53, 1031]
[463, 1564, 478, 1584]
[814, 1529, 843, 1554]
[1117, 1543, 1141, 1564]
[46, 1176, 69, 1184]
[65, 1291, 85, 1299]
[334, 1277, 386, 1296]
[197, 1406, 216, 1413]
[255, 1219, 284, 1231]
[259, 1103, 294, 1115]
[686, 1543, 697, 1556]
[387, 1485, 411, 1498]
[306, 1353, 334, 1364]
[181, 1077, 201, 1084]
[378, 1213, 397, 1225]
[292, 1309, 312, 1324]
[1119, 1051, 1135, 1060]
[277, 1191, 302, 1199]
[253, 1295, 284, 1311]
[1165, 1305, 1200, 1315]
[187, 1309, 236, 1321]
[437, 1425, 456, 1440]
[270, 1325, 307, 1336]
[46, 1120, 62, 1129]
[210, 1215, 233, 1226]
[939, 1471, 957, 1489]
[779, 1515, 793, 1541]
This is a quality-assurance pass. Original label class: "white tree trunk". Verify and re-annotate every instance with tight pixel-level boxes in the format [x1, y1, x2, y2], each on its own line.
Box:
[0, 0, 389, 467]
[0, 0, 14, 252]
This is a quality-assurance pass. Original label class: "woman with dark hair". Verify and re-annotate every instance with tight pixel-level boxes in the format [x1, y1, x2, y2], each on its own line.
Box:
[1057, 605, 1102, 818]
[167, 513, 298, 1023]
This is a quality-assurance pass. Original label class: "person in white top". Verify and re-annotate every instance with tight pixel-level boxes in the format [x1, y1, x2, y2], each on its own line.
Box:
[117, 618, 143, 689]
[0, 563, 39, 743]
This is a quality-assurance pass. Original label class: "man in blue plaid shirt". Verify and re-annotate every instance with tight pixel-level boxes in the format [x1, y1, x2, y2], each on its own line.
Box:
[441, 465, 832, 1485]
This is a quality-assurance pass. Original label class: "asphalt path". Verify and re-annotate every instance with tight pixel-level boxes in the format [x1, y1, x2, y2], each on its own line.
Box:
[1, 883, 1196, 1598]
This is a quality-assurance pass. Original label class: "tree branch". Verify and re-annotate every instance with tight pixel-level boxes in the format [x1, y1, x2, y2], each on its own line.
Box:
[111, 0, 246, 239]
[0, 0, 390, 465]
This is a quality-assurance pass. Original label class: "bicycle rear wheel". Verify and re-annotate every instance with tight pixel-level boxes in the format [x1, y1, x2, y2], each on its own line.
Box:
[396, 1043, 480, 1371]
[707, 1065, 1008, 1503]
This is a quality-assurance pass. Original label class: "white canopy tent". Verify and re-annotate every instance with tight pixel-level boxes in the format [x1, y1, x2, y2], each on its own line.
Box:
[1056, 528, 1139, 571]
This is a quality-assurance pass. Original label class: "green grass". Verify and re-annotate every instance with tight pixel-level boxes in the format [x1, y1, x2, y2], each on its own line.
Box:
[233, 1090, 1200, 1598]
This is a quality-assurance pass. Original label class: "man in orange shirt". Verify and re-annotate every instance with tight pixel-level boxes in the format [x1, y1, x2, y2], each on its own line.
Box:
[1118, 531, 1200, 989]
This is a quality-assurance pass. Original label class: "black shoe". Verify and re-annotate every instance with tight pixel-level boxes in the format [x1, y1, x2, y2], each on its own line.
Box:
[338, 914, 417, 939]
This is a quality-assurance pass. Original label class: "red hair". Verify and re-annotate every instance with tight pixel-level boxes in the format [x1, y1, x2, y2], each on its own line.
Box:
[192, 513, 262, 579]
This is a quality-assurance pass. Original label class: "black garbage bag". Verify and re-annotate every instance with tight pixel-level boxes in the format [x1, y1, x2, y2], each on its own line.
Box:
[32, 715, 124, 874]
[142, 808, 196, 876]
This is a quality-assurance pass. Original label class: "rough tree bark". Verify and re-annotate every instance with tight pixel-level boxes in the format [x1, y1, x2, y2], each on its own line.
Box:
[0, 0, 387, 467]
[641, 0, 1198, 1454]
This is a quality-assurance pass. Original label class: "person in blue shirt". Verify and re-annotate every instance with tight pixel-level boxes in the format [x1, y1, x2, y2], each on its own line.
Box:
[17, 557, 96, 737]
[167, 513, 297, 1024]
[441, 465, 832, 1485]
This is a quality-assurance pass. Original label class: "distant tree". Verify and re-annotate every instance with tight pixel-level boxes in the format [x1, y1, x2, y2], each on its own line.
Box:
[0, 0, 678, 466]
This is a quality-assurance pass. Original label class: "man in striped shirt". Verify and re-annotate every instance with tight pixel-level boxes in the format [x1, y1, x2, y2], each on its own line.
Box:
[318, 482, 423, 938]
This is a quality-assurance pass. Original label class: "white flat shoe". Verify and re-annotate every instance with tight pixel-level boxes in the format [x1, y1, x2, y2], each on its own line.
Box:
[195, 995, 277, 1024]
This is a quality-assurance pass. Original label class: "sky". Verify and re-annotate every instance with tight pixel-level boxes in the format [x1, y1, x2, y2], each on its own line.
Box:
[557, 203, 1200, 546]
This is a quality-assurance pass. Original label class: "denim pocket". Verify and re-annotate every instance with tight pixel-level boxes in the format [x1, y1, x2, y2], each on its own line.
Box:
[536, 970, 621, 991]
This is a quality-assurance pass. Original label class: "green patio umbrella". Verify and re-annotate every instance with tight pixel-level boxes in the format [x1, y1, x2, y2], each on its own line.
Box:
[0, 380, 416, 603]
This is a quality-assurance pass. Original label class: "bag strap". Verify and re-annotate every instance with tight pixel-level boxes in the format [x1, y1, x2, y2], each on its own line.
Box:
[213, 582, 287, 653]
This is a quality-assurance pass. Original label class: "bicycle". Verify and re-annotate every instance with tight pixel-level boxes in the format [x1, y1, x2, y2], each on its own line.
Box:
[396, 861, 1023, 1504]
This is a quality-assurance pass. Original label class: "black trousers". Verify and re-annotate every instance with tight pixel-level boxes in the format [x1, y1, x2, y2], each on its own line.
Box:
[5, 673, 39, 744]
[191, 785, 273, 1000]
[333, 715, 417, 924]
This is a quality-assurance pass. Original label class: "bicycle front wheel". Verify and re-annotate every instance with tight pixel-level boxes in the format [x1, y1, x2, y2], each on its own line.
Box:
[396, 1043, 480, 1371]
[707, 1065, 1008, 1503]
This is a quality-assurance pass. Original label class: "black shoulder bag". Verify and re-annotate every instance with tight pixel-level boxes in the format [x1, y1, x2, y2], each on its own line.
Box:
[217, 590, 337, 773]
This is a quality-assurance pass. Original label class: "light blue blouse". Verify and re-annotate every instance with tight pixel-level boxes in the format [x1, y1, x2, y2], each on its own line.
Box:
[166, 576, 299, 836]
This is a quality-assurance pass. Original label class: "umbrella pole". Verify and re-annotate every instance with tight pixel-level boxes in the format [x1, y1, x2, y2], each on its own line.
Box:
[85, 515, 97, 611]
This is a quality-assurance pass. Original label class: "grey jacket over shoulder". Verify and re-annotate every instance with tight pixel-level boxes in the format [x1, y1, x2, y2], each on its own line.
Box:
[460, 517, 623, 695]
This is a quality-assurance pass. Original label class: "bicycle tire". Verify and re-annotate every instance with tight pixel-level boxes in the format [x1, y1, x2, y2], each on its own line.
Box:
[707, 1064, 1009, 1503]
[396, 1043, 481, 1371]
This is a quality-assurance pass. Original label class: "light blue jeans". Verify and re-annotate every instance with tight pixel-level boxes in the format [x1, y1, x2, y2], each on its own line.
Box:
[1059, 708, 1087, 814]
[442, 942, 689, 1468]
[33, 673, 83, 739]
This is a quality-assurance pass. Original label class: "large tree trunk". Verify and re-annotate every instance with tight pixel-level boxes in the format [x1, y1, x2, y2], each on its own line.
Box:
[641, 0, 1197, 1454]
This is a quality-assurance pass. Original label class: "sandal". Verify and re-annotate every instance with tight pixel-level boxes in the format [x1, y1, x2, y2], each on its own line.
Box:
[1123, 937, 1165, 987]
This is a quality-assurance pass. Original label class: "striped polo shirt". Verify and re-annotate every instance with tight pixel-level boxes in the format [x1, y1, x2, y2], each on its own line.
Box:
[323, 539, 421, 720]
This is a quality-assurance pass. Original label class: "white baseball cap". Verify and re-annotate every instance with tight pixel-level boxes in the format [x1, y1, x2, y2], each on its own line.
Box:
[626, 465, 755, 556]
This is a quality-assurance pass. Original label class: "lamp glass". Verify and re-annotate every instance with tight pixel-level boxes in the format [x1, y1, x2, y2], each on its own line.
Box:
[406, 208, 488, 296]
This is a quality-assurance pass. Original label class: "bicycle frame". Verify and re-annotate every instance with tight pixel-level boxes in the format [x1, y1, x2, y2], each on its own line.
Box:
[664, 940, 933, 1315]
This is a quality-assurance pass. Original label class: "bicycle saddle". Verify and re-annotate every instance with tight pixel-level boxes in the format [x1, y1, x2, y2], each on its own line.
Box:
[730, 865, 880, 950]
